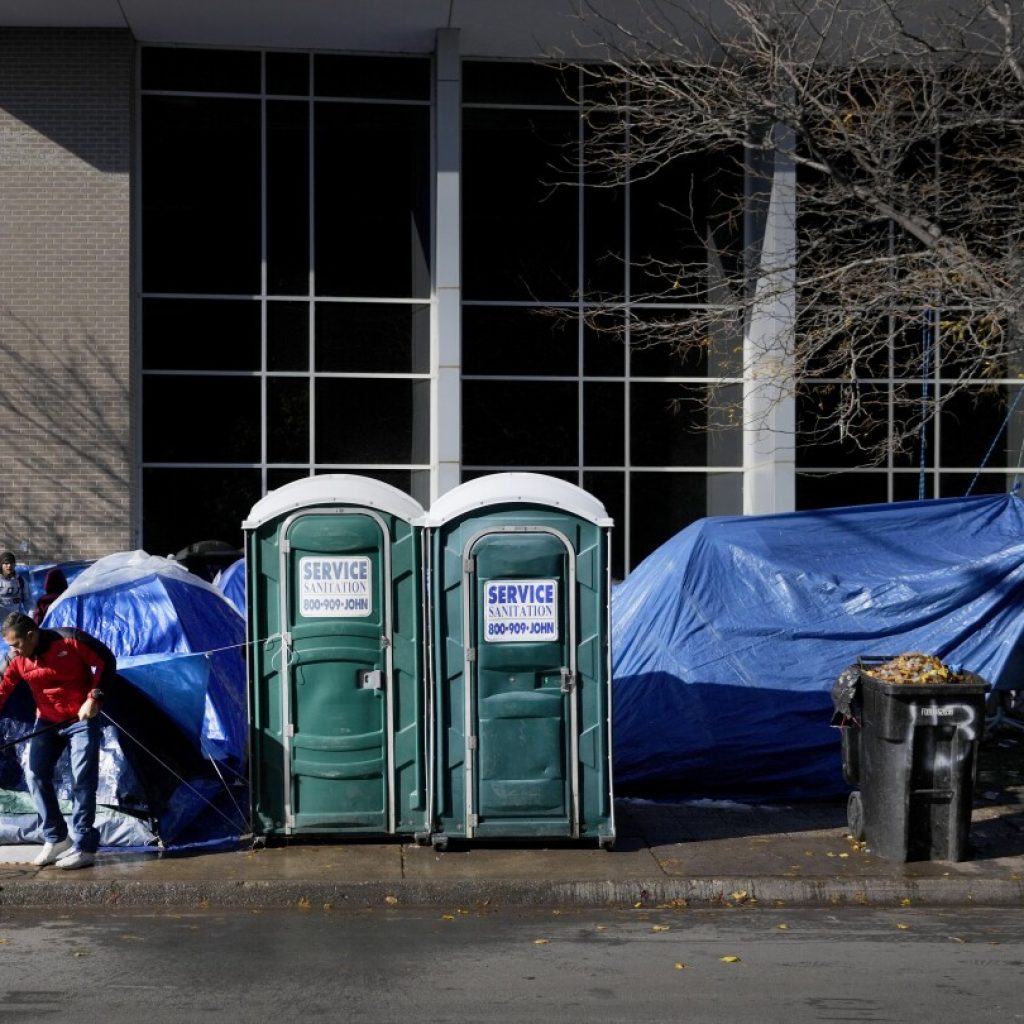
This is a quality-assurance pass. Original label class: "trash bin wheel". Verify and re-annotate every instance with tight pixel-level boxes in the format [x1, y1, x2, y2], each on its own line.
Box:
[598, 835, 615, 851]
[847, 790, 865, 841]
[431, 835, 449, 852]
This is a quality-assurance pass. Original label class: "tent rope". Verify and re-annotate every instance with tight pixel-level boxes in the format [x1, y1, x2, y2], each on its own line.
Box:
[966, 385, 1024, 496]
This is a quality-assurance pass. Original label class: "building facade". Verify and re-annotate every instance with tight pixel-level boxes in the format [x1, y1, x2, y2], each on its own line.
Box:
[1, 3, 1019, 574]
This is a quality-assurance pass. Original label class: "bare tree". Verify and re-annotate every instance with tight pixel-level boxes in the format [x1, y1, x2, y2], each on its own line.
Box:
[567, 0, 1024, 465]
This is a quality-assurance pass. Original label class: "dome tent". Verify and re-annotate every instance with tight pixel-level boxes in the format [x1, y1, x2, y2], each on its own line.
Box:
[612, 494, 1024, 802]
[0, 551, 248, 848]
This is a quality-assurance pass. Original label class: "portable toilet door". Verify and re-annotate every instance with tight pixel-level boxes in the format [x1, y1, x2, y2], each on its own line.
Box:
[244, 475, 428, 838]
[427, 473, 615, 848]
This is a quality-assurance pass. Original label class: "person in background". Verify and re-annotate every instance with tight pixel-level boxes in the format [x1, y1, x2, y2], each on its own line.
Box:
[32, 567, 69, 625]
[0, 612, 116, 870]
[0, 552, 27, 621]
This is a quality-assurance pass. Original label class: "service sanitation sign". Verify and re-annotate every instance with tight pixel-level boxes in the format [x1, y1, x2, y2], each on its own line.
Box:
[299, 556, 373, 618]
[483, 578, 559, 643]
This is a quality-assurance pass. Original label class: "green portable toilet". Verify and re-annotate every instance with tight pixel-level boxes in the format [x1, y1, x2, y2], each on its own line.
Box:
[427, 473, 614, 848]
[243, 475, 428, 839]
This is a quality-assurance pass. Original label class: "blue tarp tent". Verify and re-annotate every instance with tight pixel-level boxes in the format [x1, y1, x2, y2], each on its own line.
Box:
[213, 557, 246, 616]
[612, 494, 1024, 801]
[0, 551, 248, 848]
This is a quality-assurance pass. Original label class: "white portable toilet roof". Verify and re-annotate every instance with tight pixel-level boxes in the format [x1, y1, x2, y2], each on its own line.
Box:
[426, 473, 613, 527]
[242, 474, 426, 530]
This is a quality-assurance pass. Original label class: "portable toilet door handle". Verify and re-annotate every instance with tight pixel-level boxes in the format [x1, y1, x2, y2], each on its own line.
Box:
[560, 667, 575, 693]
[358, 669, 383, 693]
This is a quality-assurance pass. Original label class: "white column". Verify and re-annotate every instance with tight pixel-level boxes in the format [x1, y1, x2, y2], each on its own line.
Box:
[432, 28, 462, 501]
[743, 123, 797, 515]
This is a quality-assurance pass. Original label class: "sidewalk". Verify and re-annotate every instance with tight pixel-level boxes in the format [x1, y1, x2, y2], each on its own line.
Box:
[1, 786, 1022, 910]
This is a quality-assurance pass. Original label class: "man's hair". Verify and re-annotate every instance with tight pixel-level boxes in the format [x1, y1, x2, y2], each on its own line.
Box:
[2, 612, 34, 638]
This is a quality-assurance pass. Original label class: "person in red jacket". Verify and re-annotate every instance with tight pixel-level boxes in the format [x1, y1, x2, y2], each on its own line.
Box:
[0, 612, 116, 870]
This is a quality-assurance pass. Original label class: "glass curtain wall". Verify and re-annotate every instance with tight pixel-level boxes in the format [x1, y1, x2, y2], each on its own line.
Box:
[139, 47, 431, 557]
[461, 62, 744, 577]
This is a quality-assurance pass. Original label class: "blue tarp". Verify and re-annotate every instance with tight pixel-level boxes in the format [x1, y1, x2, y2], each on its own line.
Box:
[0, 551, 248, 848]
[213, 557, 246, 616]
[612, 494, 1024, 801]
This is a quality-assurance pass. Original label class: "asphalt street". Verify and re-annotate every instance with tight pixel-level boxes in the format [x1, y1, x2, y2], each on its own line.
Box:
[0, 905, 1022, 1024]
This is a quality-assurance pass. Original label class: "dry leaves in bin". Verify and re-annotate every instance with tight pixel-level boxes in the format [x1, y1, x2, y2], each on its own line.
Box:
[863, 653, 968, 686]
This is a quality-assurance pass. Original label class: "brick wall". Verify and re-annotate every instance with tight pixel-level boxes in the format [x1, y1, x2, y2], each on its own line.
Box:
[0, 29, 133, 561]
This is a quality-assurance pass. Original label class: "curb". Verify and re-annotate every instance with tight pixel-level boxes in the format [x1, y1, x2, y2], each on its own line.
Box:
[1, 876, 1022, 910]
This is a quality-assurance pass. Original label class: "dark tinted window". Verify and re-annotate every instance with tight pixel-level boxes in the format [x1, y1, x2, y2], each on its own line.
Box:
[463, 380, 578, 466]
[267, 100, 310, 295]
[584, 383, 624, 464]
[463, 108, 578, 301]
[463, 306, 577, 377]
[143, 375, 260, 462]
[795, 472, 889, 510]
[316, 303, 430, 373]
[143, 299, 260, 371]
[267, 52, 310, 95]
[314, 103, 430, 298]
[142, 96, 261, 295]
[267, 377, 310, 463]
[314, 379, 429, 464]
[629, 473, 710, 564]
[141, 48, 261, 94]
[268, 302, 310, 372]
[630, 383, 735, 466]
[315, 55, 430, 101]
[463, 61, 576, 105]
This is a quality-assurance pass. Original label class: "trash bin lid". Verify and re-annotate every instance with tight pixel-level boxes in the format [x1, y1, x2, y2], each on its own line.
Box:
[242, 474, 427, 530]
[426, 472, 613, 527]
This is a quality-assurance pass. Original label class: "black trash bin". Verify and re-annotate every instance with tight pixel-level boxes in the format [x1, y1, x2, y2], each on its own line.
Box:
[834, 656, 990, 863]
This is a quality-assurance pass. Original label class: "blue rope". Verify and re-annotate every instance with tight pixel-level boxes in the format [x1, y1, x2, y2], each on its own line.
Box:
[918, 310, 934, 500]
[966, 384, 1024, 496]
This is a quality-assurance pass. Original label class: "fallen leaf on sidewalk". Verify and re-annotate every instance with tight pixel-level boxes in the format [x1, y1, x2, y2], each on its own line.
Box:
[900, 898, 912, 906]
[776, 924, 789, 930]
[297, 897, 311, 910]
[673, 962, 689, 970]
[729, 890, 748, 901]
[651, 924, 671, 932]
[896, 923, 910, 930]
[384, 895, 399, 905]
[948, 936, 966, 943]
[533, 938, 549, 945]
[441, 914, 455, 921]
[719, 955, 741, 963]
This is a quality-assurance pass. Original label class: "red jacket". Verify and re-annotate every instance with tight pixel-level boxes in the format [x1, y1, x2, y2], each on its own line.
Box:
[0, 628, 116, 724]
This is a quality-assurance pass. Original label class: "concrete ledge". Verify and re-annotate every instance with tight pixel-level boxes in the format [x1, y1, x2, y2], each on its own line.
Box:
[1, 875, 1022, 910]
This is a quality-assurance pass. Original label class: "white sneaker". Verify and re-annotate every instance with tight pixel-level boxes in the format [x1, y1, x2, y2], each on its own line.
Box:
[32, 837, 73, 866]
[56, 849, 96, 870]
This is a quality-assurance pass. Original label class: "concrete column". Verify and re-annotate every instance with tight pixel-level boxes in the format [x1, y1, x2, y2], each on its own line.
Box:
[743, 123, 797, 515]
[432, 28, 462, 501]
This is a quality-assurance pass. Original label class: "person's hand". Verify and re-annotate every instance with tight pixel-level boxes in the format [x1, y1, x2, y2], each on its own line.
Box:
[78, 697, 99, 721]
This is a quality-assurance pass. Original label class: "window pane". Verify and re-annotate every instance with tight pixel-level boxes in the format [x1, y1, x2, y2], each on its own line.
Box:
[315, 379, 429, 464]
[142, 96, 260, 295]
[629, 473, 715, 566]
[463, 60, 577, 105]
[463, 306, 577, 377]
[583, 116, 625, 297]
[940, 473, 1015, 498]
[796, 383, 890, 469]
[583, 319, 626, 377]
[314, 103, 430, 298]
[463, 108, 578, 301]
[268, 302, 310, 372]
[463, 380, 578, 466]
[315, 55, 430, 101]
[795, 472, 889, 510]
[584, 383, 624, 465]
[268, 468, 310, 491]
[143, 298, 260, 371]
[631, 383, 737, 467]
[267, 377, 309, 464]
[141, 48, 261, 94]
[316, 303, 430, 373]
[267, 100, 310, 295]
[940, 385, 1022, 468]
[143, 468, 261, 557]
[893, 473, 932, 501]
[143, 375, 260, 462]
[267, 52, 309, 96]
